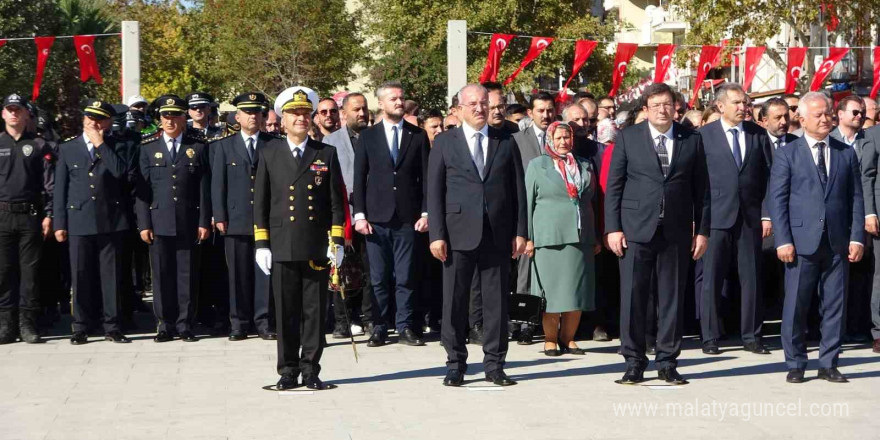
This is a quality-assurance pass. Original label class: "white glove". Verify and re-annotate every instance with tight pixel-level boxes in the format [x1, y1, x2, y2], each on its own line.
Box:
[327, 244, 344, 267]
[256, 248, 272, 275]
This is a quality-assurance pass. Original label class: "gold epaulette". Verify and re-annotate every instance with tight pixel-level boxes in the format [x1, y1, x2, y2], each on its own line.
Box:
[141, 131, 162, 143]
[63, 135, 79, 143]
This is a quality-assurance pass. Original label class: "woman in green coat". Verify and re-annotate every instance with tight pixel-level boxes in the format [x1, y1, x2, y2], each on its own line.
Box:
[524, 121, 600, 356]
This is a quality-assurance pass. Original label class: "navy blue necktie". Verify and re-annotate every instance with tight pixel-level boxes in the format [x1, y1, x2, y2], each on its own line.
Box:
[816, 141, 828, 188]
[730, 128, 742, 169]
[170, 139, 177, 162]
[247, 138, 255, 163]
[390, 126, 399, 165]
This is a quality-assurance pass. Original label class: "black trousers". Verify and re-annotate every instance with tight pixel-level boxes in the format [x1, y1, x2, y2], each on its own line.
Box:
[69, 232, 124, 333]
[119, 230, 140, 319]
[586, 248, 621, 333]
[150, 235, 200, 333]
[274, 260, 328, 378]
[619, 227, 689, 369]
[468, 270, 482, 328]
[845, 243, 873, 336]
[414, 232, 442, 329]
[442, 221, 510, 374]
[333, 232, 373, 327]
[701, 215, 763, 344]
[39, 234, 70, 312]
[197, 234, 228, 327]
[132, 231, 151, 292]
[0, 210, 43, 312]
[225, 234, 271, 333]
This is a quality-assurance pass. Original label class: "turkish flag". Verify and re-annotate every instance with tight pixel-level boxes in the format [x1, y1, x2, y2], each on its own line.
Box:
[870, 47, 880, 99]
[810, 47, 849, 91]
[742, 46, 765, 92]
[504, 37, 554, 86]
[654, 44, 676, 84]
[33, 36, 55, 100]
[0, 40, 6, 50]
[785, 47, 807, 94]
[689, 45, 722, 107]
[479, 34, 515, 84]
[556, 40, 598, 102]
[609, 43, 638, 97]
[74, 35, 103, 84]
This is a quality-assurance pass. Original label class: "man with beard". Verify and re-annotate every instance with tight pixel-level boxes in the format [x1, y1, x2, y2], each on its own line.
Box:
[510, 92, 556, 345]
[482, 82, 519, 134]
[314, 98, 341, 142]
[323, 92, 374, 338]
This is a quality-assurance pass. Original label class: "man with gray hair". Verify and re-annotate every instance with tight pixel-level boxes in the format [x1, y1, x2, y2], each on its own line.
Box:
[863, 97, 877, 129]
[769, 91, 864, 383]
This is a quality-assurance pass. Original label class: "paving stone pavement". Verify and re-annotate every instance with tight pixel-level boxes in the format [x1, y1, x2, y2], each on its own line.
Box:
[1, 313, 879, 440]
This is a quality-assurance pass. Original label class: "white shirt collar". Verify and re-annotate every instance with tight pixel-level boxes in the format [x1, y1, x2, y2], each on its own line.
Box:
[82, 133, 94, 149]
[719, 119, 744, 134]
[162, 132, 183, 146]
[461, 122, 489, 141]
[240, 130, 257, 145]
[533, 125, 546, 144]
[382, 118, 404, 133]
[804, 134, 831, 149]
[647, 122, 673, 142]
[286, 137, 308, 153]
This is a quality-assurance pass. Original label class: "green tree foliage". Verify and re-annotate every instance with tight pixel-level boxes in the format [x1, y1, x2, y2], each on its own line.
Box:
[197, 0, 363, 101]
[668, 0, 880, 92]
[358, 0, 621, 110]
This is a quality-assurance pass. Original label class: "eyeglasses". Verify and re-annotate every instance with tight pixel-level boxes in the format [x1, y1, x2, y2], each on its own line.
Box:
[788, 105, 798, 112]
[318, 109, 339, 115]
[461, 101, 489, 110]
[648, 102, 674, 110]
[849, 109, 865, 117]
[445, 125, 458, 130]
[190, 105, 208, 111]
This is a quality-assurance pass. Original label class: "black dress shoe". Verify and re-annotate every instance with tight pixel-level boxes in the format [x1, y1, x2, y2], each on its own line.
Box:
[817, 367, 849, 383]
[786, 368, 806, 383]
[564, 345, 587, 355]
[304, 375, 330, 390]
[517, 326, 534, 345]
[616, 367, 644, 385]
[657, 367, 688, 385]
[485, 370, 517, 386]
[743, 341, 771, 354]
[70, 331, 88, 345]
[332, 324, 351, 339]
[258, 332, 277, 341]
[592, 326, 611, 342]
[399, 328, 425, 346]
[366, 332, 386, 347]
[153, 330, 173, 343]
[468, 324, 484, 345]
[646, 344, 656, 355]
[442, 370, 464, 387]
[179, 331, 199, 342]
[104, 331, 131, 343]
[276, 374, 298, 390]
[702, 340, 721, 355]
[228, 331, 247, 341]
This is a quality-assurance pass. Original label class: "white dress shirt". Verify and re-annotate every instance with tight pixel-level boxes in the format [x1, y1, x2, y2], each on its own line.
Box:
[240, 130, 258, 155]
[647, 122, 674, 162]
[719, 119, 746, 163]
[382, 118, 404, 154]
[461, 122, 489, 164]
[286, 137, 307, 158]
[82, 133, 96, 159]
[162, 133, 183, 156]
[533, 125, 547, 150]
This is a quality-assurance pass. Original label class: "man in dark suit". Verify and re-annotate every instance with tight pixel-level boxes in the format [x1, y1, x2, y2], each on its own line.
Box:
[254, 87, 346, 391]
[604, 83, 709, 385]
[830, 95, 874, 343]
[698, 83, 771, 355]
[353, 81, 429, 347]
[428, 84, 527, 387]
[509, 92, 556, 345]
[769, 92, 865, 384]
[54, 100, 132, 344]
[211, 93, 277, 341]
[135, 95, 211, 343]
[865, 123, 880, 353]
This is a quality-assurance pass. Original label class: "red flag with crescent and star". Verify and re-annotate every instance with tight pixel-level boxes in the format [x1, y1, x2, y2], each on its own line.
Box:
[73, 35, 103, 84]
[556, 40, 598, 103]
[810, 47, 849, 91]
[870, 47, 880, 99]
[609, 43, 638, 97]
[785, 47, 807, 94]
[479, 34, 515, 84]
[0, 40, 5, 50]
[689, 45, 722, 107]
[654, 44, 676, 84]
[742, 46, 765, 92]
[33, 36, 55, 100]
[504, 37, 554, 86]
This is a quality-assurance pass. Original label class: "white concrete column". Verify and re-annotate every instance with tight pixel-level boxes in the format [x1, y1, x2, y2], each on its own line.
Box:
[447, 20, 467, 106]
[121, 21, 141, 101]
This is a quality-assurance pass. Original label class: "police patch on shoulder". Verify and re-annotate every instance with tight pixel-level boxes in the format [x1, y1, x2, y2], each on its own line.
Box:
[21, 145, 33, 156]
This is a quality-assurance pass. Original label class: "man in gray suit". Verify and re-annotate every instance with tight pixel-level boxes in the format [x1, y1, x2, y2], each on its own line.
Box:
[865, 123, 880, 352]
[509, 91, 556, 345]
[831, 95, 874, 344]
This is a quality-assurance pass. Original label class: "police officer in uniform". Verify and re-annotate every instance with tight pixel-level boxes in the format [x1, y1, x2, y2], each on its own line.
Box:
[0, 94, 54, 344]
[136, 95, 211, 342]
[186, 92, 226, 141]
[54, 100, 133, 344]
[254, 87, 345, 390]
[212, 93, 278, 341]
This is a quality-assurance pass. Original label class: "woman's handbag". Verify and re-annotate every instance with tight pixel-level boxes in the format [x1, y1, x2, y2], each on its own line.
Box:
[507, 258, 546, 326]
